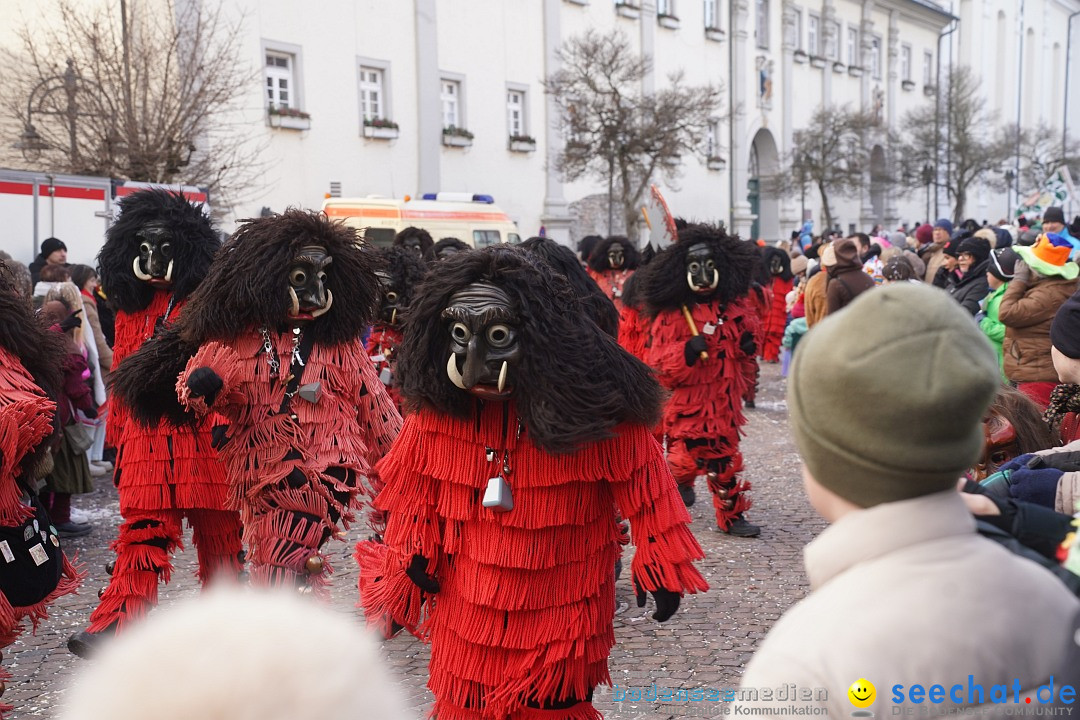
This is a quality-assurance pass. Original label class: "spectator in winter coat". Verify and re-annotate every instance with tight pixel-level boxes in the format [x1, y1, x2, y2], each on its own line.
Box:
[739, 283, 1080, 717]
[28, 237, 68, 284]
[917, 219, 950, 284]
[949, 236, 991, 315]
[1000, 233, 1080, 409]
[932, 235, 965, 289]
[803, 244, 830, 327]
[824, 237, 875, 315]
[1042, 207, 1080, 259]
[979, 248, 1018, 380]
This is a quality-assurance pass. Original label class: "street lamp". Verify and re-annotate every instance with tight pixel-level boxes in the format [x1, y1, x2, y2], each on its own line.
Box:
[921, 164, 934, 224]
[14, 58, 109, 167]
[1004, 169, 1016, 219]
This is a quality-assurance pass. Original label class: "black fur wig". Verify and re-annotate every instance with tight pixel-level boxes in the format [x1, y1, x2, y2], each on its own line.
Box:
[758, 245, 794, 283]
[0, 261, 65, 475]
[397, 247, 663, 454]
[393, 226, 434, 261]
[587, 235, 641, 272]
[111, 210, 384, 428]
[97, 189, 220, 314]
[637, 223, 756, 318]
[518, 236, 619, 338]
[432, 237, 471, 259]
[376, 245, 428, 311]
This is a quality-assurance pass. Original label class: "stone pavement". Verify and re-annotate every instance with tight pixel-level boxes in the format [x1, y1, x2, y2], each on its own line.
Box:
[4, 362, 823, 720]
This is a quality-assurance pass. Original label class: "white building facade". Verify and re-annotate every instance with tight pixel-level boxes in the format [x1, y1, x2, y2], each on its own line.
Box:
[2, 0, 1079, 244]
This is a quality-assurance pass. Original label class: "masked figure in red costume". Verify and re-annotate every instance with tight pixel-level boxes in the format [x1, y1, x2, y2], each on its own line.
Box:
[368, 246, 427, 413]
[69, 190, 241, 657]
[586, 236, 640, 311]
[357, 247, 708, 720]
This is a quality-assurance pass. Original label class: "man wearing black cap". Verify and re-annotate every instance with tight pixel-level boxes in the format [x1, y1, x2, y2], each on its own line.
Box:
[949, 236, 991, 315]
[28, 237, 68, 284]
[1042, 207, 1080, 259]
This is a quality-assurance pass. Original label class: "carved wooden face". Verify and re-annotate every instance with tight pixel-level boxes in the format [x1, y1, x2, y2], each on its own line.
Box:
[441, 282, 521, 400]
[287, 245, 333, 324]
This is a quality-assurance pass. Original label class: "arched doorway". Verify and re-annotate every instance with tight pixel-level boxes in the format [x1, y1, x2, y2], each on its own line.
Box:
[869, 145, 887, 228]
[748, 129, 780, 242]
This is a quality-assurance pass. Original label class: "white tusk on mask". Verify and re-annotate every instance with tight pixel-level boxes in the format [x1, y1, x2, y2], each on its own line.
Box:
[497, 361, 508, 393]
[310, 289, 333, 318]
[288, 287, 300, 317]
[686, 271, 696, 291]
[709, 268, 719, 289]
[133, 257, 153, 281]
[390, 307, 397, 325]
[165, 260, 174, 284]
[446, 353, 466, 390]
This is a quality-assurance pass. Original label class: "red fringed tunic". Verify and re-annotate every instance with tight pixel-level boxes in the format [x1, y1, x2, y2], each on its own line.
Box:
[178, 332, 401, 584]
[761, 276, 793, 362]
[109, 292, 230, 513]
[0, 348, 83, 717]
[365, 322, 404, 412]
[646, 298, 758, 442]
[617, 303, 649, 363]
[357, 405, 708, 720]
[587, 268, 632, 311]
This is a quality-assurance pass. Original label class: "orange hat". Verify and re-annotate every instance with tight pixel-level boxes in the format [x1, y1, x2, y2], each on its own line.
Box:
[1015, 233, 1079, 280]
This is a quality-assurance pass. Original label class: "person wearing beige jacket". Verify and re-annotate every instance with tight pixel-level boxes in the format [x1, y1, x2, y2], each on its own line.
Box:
[738, 284, 1080, 718]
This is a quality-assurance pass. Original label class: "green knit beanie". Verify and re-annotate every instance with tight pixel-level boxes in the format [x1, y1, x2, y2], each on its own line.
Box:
[788, 283, 999, 508]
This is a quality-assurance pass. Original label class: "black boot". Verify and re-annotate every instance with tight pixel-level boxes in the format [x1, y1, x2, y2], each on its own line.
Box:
[67, 624, 115, 659]
[722, 516, 761, 538]
[677, 483, 696, 507]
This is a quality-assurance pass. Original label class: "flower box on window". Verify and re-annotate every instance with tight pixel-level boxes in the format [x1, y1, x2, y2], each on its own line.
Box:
[707, 156, 726, 171]
[923, 84, 937, 97]
[706, 26, 726, 43]
[810, 55, 827, 69]
[564, 0, 589, 4]
[793, 48, 808, 63]
[508, 135, 537, 153]
[832, 61, 846, 73]
[443, 126, 474, 148]
[615, 1, 640, 19]
[901, 79, 916, 92]
[658, 13, 680, 29]
[363, 118, 399, 140]
[848, 65, 864, 78]
[268, 105, 311, 131]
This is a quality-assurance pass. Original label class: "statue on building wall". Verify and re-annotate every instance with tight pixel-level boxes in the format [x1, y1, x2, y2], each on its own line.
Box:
[757, 57, 774, 109]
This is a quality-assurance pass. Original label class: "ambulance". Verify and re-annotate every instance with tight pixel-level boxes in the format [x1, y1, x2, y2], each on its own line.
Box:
[322, 192, 521, 248]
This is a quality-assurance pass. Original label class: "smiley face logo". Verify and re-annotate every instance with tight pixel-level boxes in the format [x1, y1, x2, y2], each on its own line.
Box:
[848, 679, 876, 709]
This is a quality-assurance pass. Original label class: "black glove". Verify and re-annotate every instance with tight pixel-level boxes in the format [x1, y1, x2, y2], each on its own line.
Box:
[1027, 451, 1080, 473]
[739, 332, 756, 357]
[635, 579, 681, 622]
[405, 554, 440, 594]
[186, 367, 223, 405]
[684, 336, 708, 367]
[59, 310, 83, 332]
[82, 406, 98, 420]
[211, 424, 231, 450]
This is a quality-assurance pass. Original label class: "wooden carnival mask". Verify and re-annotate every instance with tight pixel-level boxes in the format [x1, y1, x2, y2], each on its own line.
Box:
[287, 245, 333, 324]
[441, 282, 521, 400]
[132, 222, 175, 288]
[685, 243, 720, 296]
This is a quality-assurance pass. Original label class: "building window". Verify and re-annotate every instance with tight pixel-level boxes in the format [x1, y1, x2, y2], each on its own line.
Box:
[900, 44, 912, 81]
[870, 35, 882, 79]
[756, 0, 769, 50]
[923, 50, 933, 86]
[359, 67, 385, 121]
[657, 0, 673, 15]
[847, 26, 859, 66]
[441, 79, 461, 128]
[706, 118, 721, 158]
[704, 0, 720, 29]
[792, 8, 803, 50]
[807, 13, 819, 56]
[826, 20, 840, 60]
[265, 51, 294, 109]
[507, 88, 526, 137]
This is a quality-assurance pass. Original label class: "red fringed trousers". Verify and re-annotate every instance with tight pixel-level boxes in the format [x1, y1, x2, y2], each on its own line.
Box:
[666, 438, 752, 531]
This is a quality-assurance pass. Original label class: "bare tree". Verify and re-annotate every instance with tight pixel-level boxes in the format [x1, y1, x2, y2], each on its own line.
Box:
[544, 29, 724, 237]
[898, 66, 1013, 223]
[1, 0, 265, 212]
[770, 104, 876, 233]
[1008, 120, 1080, 193]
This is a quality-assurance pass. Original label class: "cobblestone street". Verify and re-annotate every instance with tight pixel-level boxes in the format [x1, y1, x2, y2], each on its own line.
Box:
[5, 362, 823, 720]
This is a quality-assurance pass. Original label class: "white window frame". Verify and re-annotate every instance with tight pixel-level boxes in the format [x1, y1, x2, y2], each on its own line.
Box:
[826, 20, 840, 60]
[357, 57, 392, 124]
[870, 34, 882, 79]
[923, 50, 934, 86]
[792, 8, 803, 51]
[506, 84, 529, 138]
[657, 0, 673, 16]
[900, 44, 912, 81]
[807, 13, 820, 56]
[706, 118, 722, 158]
[756, 0, 769, 50]
[262, 41, 304, 112]
[847, 26, 859, 67]
[440, 73, 466, 130]
[704, 0, 720, 30]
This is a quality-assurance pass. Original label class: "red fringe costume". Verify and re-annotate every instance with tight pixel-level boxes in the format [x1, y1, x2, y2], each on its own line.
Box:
[586, 268, 633, 312]
[0, 347, 83, 716]
[617, 303, 649, 363]
[180, 333, 400, 592]
[760, 276, 793, 363]
[357, 406, 707, 720]
[741, 284, 768, 407]
[646, 298, 759, 531]
[366, 322, 404, 413]
[87, 291, 242, 634]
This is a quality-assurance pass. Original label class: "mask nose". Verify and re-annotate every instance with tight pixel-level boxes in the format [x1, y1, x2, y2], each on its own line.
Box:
[462, 335, 486, 389]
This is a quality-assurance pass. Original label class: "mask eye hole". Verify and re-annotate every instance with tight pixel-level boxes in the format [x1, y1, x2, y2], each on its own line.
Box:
[290, 269, 307, 286]
[160, 242, 171, 255]
[386, 291, 399, 302]
[318, 271, 327, 283]
[688, 261, 701, 273]
[139, 242, 151, 255]
[487, 324, 512, 348]
[451, 322, 471, 343]
[705, 259, 716, 271]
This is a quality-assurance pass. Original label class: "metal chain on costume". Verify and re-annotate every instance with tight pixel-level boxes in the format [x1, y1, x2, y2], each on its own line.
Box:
[259, 326, 302, 380]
